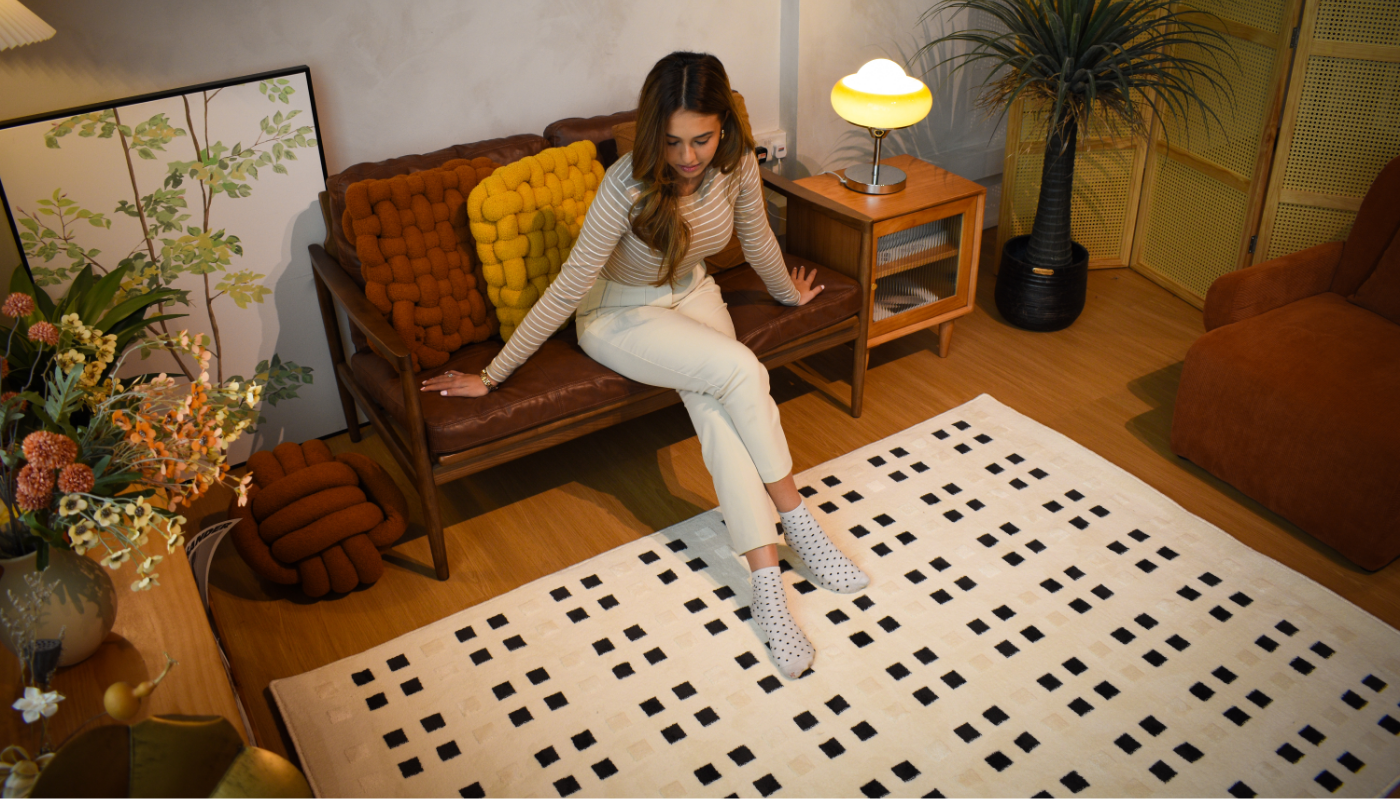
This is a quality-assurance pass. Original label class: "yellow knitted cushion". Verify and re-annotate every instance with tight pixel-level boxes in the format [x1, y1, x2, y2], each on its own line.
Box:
[466, 141, 606, 341]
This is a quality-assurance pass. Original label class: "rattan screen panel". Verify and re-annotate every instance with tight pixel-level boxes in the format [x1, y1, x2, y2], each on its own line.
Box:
[1192, 0, 1287, 35]
[1007, 147, 1135, 262]
[1282, 57, 1400, 198]
[1266, 203, 1356, 261]
[1160, 37, 1279, 180]
[1018, 107, 1130, 145]
[1314, 0, 1400, 46]
[1141, 155, 1248, 298]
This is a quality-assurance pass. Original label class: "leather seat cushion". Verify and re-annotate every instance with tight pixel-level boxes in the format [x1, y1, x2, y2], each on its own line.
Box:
[351, 254, 860, 455]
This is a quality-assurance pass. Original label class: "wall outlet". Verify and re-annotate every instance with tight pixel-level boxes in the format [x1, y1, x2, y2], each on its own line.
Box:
[754, 129, 788, 161]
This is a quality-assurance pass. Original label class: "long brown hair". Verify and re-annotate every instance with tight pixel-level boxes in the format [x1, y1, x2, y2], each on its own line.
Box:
[631, 51, 754, 285]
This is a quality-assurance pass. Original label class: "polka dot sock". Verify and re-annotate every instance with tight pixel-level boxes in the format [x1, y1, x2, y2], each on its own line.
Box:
[780, 500, 870, 593]
[750, 566, 815, 679]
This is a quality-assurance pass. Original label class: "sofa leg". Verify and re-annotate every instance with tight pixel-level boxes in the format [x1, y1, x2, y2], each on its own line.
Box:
[850, 337, 868, 418]
[337, 379, 362, 443]
[413, 455, 450, 581]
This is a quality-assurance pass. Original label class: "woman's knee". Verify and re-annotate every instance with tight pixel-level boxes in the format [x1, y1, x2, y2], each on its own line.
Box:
[709, 343, 768, 396]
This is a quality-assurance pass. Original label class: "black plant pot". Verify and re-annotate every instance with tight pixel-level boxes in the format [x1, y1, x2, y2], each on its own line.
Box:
[995, 235, 1089, 332]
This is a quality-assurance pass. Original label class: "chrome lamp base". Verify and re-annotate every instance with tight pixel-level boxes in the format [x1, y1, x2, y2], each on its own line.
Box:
[843, 163, 907, 194]
[841, 126, 907, 194]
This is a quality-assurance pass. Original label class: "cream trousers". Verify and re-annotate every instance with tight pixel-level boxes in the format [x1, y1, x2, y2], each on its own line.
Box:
[576, 263, 791, 554]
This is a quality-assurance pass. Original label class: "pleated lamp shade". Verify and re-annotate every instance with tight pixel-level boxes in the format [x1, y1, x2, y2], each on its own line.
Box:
[0, 0, 55, 51]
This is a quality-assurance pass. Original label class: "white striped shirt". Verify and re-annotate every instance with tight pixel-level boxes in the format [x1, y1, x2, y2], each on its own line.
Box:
[484, 151, 799, 383]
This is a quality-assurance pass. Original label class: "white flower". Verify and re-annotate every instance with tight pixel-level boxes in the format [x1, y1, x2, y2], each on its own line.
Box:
[137, 555, 163, 575]
[100, 548, 131, 569]
[130, 574, 159, 592]
[124, 497, 155, 524]
[58, 494, 87, 516]
[94, 504, 120, 527]
[11, 687, 63, 724]
[68, 524, 98, 556]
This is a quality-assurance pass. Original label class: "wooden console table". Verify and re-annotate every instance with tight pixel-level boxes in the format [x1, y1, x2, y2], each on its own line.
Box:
[0, 547, 246, 753]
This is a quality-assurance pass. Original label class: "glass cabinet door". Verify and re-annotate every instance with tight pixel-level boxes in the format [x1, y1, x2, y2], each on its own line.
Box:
[872, 213, 963, 323]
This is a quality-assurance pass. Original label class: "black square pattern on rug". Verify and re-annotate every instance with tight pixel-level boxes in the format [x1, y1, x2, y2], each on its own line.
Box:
[271, 397, 1400, 799]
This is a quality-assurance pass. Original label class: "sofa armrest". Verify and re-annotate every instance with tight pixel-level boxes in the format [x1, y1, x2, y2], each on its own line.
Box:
[1203, 241, 1344, 331]
[309, 244, 413, 372]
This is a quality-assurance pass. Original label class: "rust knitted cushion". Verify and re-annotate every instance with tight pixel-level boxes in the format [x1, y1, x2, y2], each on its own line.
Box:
[228, 440, 409, 598]
[343, 157, 499, 371]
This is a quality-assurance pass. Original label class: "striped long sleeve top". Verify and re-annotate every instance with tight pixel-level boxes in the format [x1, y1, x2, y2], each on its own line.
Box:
[483, 151, 800, 383]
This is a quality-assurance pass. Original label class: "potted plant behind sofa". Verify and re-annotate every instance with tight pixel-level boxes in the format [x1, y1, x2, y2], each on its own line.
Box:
[918, 0, 1232, 330]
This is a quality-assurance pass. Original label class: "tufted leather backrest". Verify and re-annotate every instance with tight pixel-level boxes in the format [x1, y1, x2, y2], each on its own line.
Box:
[542, 110, 637, 169]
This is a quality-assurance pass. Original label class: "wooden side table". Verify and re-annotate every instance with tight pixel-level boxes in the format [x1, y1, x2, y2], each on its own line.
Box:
[0, 547, 247, 753]
[787, 154, 986, 358]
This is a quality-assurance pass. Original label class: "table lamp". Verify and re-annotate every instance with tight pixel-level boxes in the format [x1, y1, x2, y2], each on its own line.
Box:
[830, 59, 932, 194]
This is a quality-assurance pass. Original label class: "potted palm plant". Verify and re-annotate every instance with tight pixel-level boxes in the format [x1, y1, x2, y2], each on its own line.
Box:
[918, 0, 1232, 330]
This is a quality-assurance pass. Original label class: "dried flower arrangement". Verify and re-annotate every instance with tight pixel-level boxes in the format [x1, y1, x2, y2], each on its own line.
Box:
[0, 261, 263, 588]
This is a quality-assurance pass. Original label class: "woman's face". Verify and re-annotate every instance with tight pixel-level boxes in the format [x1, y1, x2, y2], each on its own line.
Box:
[665, 110, 722, 181]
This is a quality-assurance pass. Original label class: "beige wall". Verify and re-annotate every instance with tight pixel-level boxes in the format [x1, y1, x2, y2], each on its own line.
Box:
[0, 0, 785, 280]
[782, 0, 1005, 184]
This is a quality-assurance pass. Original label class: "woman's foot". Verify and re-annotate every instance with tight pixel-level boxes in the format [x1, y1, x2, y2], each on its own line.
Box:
[779, 501, 870, 593]
[750, 566, 815, 679]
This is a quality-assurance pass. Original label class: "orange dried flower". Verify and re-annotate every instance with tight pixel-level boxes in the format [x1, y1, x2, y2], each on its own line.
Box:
[22, 430, 78, 469]
[2, 293, 34, 318]
[16, 464, 54, 512]
[58, 463, 96, 494]
[0, 391, 25, 412]
[27, 321, 59, 346]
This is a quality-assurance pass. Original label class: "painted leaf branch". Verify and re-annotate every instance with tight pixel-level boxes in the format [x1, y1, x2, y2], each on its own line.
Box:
[25, 80, 316, 409]
[14, 189, 111, 286]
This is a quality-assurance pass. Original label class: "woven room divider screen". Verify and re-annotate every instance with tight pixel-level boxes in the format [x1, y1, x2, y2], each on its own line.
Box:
[996, 0, 1397, 308]
[1254, 0, 1400, 263]
[1130, 0, 1302, 305]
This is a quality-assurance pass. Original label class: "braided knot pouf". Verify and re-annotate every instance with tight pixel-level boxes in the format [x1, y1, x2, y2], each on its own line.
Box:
[229, 440, 409, 597]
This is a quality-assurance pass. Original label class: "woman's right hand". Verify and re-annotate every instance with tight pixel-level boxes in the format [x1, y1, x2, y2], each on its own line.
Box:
[420, 370, 492, 398]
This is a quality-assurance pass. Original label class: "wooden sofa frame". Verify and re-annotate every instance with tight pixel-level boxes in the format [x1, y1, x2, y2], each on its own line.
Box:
[311, 168, 876, 580]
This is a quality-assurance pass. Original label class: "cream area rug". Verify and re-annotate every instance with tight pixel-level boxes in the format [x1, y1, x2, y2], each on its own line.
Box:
[271, 395, 1400, 798]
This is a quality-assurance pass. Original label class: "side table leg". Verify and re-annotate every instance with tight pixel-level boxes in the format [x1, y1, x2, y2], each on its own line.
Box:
[937, 321, 954, 358]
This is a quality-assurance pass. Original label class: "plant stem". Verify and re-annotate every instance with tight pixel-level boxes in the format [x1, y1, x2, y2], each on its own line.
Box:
[184, 95, 225, 383]
[1025, 118, 1079, 269]
[113, 108, 196, 383]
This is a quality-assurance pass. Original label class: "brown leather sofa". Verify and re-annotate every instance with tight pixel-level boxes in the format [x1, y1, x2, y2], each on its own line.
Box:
[1171, 155, 1400, 570]
[312, 111, 875, 580]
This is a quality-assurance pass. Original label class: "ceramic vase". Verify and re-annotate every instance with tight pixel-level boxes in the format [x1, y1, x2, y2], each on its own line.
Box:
[0, 547, 117, 668]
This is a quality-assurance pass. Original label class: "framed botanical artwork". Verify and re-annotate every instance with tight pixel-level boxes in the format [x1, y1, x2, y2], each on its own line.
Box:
[0, 66, 335, 461]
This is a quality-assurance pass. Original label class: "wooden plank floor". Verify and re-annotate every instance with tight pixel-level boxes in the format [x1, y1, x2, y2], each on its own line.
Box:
[203, 230, 1400, 761]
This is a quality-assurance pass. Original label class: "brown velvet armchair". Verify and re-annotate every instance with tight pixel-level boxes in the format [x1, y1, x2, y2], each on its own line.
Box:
[1171, 156, 1400, 570]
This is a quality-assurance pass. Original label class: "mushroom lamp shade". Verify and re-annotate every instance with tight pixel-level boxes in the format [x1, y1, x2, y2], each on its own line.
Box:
[831, 59, 932, 194]
[0, 0, 55, 51]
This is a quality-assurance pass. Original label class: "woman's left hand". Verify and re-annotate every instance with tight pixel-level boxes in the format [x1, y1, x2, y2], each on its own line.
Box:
[790, 265, 825, 307]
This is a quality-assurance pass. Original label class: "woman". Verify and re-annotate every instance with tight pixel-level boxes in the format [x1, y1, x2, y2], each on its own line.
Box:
[422, 51, 866, 679]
